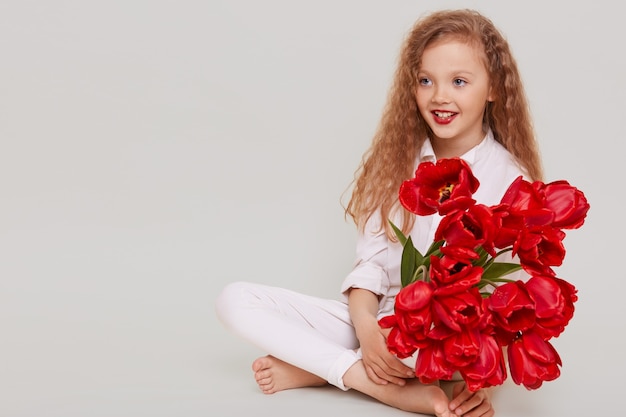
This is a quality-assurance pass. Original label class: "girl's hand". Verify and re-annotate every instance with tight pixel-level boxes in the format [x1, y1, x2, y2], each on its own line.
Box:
[347, 288, 414, 386]
[448, 383, 494, 417]
[358, 324, 415, 386]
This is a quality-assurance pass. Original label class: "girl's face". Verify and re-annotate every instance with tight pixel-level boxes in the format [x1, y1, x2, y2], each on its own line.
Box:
[415, 39, 494, 158]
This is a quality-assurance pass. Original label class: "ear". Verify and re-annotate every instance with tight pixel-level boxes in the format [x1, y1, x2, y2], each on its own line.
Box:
[487, 85, 495, 102]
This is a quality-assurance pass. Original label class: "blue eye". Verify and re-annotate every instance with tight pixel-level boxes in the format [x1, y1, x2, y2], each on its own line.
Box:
[419, 77, 432, 86]
[453, 79, 467, 86]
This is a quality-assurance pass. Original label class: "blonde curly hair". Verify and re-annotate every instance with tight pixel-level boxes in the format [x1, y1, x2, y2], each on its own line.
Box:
[344, 9, 543, 238]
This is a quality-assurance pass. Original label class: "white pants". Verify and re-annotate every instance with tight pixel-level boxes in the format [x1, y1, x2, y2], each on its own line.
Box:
[215, 281, 362, 390]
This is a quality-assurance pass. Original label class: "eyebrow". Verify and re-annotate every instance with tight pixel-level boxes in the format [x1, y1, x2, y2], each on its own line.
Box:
[417, 69, 476, 78]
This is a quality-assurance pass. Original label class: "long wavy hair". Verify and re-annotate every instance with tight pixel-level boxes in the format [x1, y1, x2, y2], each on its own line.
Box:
[344, 9, 543, 239]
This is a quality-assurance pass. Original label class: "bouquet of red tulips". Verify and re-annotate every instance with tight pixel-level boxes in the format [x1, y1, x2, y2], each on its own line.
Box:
[379, 158, 589, 391]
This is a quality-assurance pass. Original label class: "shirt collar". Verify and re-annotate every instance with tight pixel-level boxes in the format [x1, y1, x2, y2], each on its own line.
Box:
[419, 129, 494, 166]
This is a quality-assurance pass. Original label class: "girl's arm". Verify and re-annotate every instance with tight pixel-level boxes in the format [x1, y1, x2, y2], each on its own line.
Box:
[348, 288, 414, 386]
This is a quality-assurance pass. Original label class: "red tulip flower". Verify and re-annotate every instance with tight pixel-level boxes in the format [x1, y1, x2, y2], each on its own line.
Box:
[429, 255, 483, 294]
[537, 180, 590, 229]
[393, 280, 434, 332]
[378, 280, 434, 357]
[414, 340, 456, 383]
[435, 203, 498, 256]
[499, 176, 590, 232]
[526, 275, 578, 339]
[487, 281, 536, 335]
[460, 332, 507, 391]
[508, 331, 562, 390]
[514, 226, 566, 276]
[441, 327, 482, 368]
[379, 316, 426, 358]
[432, 287, 485, 332]
[399, 158, 479, 216]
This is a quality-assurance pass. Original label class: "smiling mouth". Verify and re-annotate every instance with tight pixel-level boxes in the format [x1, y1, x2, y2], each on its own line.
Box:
[433, 111, 456, 119]
[431, 111, 458, 125]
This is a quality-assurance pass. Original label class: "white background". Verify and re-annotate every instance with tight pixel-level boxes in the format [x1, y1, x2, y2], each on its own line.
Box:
[0, 1, 623, 416]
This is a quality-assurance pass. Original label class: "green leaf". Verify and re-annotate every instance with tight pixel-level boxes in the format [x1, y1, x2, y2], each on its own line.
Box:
[389, 220, 407, 246]
[474, 246, 489, 267]
[481, 262, 522, 281]
[424, 240, 444, 257]
[389, 219, 429, 287]
[401, 236, 417, 287]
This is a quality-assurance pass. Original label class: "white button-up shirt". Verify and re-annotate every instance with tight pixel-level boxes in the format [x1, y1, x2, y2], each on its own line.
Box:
[340, 130, 529, 318]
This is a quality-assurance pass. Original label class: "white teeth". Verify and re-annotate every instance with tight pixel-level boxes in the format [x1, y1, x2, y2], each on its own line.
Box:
[434, 111, 454, 118]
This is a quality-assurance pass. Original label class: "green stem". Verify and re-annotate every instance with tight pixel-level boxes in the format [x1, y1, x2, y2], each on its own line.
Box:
[493, 247, 513, 259]
[482, 247, 514, 269]
[479, 277, 516, 289]
[413, 264, 429, 283]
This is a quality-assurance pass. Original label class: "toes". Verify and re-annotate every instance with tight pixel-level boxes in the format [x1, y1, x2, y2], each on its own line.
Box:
[252, 356, 271, 372]
[258, 380, 275, 394]
[254, 367, 276, 394]
[256, 376, 272, 386]
[254, 369, 271, 381]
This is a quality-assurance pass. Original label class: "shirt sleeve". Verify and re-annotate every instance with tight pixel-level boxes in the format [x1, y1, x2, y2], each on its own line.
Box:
[339, 212, 391, 301]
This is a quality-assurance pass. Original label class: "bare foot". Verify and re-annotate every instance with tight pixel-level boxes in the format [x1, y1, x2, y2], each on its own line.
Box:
[343, 360, 453, 416]
[251, 355, 327, 394]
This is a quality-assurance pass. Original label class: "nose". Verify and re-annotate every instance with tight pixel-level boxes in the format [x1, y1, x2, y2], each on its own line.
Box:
[431, 85, 451, 104]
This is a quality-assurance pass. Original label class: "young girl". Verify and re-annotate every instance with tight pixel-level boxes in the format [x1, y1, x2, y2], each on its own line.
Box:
[216, 9, 543, 417]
